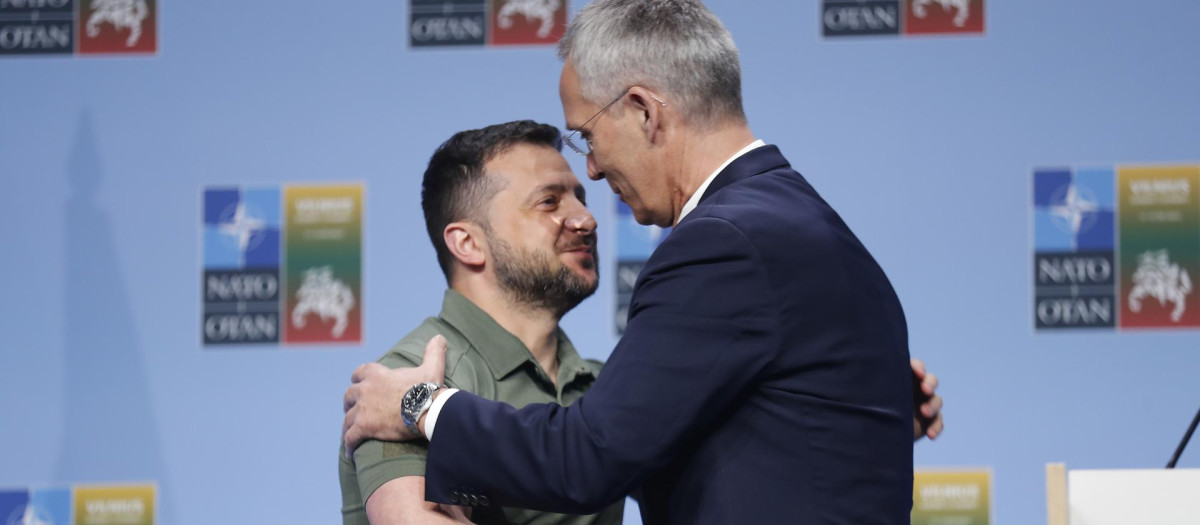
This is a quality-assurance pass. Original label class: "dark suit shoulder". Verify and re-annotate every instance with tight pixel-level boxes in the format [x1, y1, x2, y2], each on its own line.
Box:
[688, 166, 855, 260]
[681, 163, 901, 330]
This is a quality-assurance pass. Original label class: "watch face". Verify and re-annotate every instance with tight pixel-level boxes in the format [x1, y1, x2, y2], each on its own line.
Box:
[404, 386, 426, 411]
[402, 383, 439, 428]
[403, 383, 435, 415]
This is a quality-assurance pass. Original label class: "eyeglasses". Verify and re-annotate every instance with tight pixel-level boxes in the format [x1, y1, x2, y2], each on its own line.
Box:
[562, 88, 630, 157]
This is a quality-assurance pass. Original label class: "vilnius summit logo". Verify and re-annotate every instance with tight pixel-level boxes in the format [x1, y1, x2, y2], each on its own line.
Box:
[0, 0, 157, 57]
[409, 0, 567, 48]
[1032, 165, 1200, 331]
[822, 0, 984, 38]
[202, 184, 365, 347]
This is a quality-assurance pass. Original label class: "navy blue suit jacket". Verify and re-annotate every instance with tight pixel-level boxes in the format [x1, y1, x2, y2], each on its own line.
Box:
[425, 146, 913, 525]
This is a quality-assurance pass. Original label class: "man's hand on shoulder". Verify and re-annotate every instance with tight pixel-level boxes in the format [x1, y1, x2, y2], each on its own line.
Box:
[344, 335, 449, 456]
[911, 357, 944, 441]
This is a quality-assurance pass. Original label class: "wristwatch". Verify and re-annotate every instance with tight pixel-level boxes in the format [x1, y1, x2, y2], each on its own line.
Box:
[401, 382, 441, 437]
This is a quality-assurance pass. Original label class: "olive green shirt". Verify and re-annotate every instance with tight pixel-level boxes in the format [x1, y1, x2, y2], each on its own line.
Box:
[339, 290, 624, 525]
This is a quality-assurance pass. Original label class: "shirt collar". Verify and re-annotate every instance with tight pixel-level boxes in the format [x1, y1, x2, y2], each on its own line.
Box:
[553, 329, 595, 387]
[438, 290, 592, 384]
[676, 139, 766, 225]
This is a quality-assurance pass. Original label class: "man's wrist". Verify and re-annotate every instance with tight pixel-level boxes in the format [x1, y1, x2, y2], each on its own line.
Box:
[420, 388, 460, 440]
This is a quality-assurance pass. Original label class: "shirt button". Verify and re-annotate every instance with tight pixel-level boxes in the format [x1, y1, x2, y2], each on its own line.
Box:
[478, 495, 490, 507]
[449, 491, 461, 505]
[469, 495, 479, 506]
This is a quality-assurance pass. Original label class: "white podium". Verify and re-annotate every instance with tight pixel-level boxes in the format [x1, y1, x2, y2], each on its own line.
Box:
[1046, 463, 1200, 525]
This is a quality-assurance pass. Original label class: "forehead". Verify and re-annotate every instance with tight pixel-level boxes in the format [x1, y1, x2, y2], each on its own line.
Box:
[559, 61, 596, 129]
[485, 143, 581, 194]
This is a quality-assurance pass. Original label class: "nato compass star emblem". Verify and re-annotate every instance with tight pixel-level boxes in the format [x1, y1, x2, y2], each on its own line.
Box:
[203, 187, 281, 270]
[218, 202, 266, 260]
[1033, 168, 1115, 253]
[1048, 183, 1100, 238]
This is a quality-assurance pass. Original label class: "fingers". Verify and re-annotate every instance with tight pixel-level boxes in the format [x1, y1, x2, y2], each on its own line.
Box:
[922, 371, 939, 397]
[926, 413, 944, 440]
[910, 357, 926, 379]
[921, 393, 943, 420]
[351, 362, 385, 383]
[915, 392, 943, 441]
[343, 383, 359, 413]
[422, 334, 448, 383]
[342, 333, 449, 458]
[344, 406, 364, 458]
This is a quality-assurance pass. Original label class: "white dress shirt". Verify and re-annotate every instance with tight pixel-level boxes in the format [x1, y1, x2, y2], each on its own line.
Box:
[676, 139, 765, 225]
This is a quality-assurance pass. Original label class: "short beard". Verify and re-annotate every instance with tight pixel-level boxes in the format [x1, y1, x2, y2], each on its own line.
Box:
[489, 234, 598, 317]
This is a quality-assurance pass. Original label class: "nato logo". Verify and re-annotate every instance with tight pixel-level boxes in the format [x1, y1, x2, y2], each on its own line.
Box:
[203, 187, 282, 345]
[1033, 168, 1117, 330]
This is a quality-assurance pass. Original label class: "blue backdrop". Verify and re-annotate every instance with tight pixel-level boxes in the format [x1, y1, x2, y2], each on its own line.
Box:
[1, 1, 1198, 524]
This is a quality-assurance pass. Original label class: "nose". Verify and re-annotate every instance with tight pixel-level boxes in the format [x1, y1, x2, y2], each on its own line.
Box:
[564, 205, 597, 235]
[586, 154, 604, 181]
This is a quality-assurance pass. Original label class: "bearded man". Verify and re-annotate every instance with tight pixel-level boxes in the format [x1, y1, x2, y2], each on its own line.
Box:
[338, 120, 623, 525]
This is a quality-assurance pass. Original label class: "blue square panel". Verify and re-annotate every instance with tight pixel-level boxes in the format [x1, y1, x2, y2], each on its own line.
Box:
[204, 188, 240, 225]
[0, 490, 30, 525]
[1034, 168, 1071, 207]
[29, 488, 71, 525]
[243, 187, 282, 228]
[1034, 210, 1073, 251]
[1075, 168, 1115, 209]
[1077, 210, 1115, 250]
[243, 228, 281, 268]
[205, 228, 241, 269]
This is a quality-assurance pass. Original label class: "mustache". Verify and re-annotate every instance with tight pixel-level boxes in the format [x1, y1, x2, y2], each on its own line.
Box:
[558, 233, 597, 252]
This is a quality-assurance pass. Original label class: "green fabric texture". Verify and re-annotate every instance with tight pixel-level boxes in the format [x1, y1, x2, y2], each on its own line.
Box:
[339, 290, 621, 525]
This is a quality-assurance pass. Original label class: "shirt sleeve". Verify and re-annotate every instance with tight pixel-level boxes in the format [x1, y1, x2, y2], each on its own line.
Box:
[351, 344, 473, 502]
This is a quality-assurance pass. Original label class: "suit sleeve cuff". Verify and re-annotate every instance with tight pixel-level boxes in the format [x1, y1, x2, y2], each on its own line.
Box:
[424, 388, 459, 441]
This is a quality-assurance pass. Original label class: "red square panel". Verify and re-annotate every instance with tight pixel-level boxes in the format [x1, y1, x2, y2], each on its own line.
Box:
[77, 0, 157, 55]
[489, 0, 567, 46]
[904, 0, 984, 35]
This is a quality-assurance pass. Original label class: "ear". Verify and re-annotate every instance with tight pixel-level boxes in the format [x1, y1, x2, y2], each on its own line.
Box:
[443, 222, 487, 269]
[626, 86, 667, 144]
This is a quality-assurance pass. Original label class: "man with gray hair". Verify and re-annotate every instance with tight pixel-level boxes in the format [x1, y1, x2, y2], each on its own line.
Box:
[343, 1, 918, 523]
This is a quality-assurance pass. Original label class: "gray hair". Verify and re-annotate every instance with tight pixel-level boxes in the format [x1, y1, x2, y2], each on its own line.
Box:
[558, 0, 745, 126]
